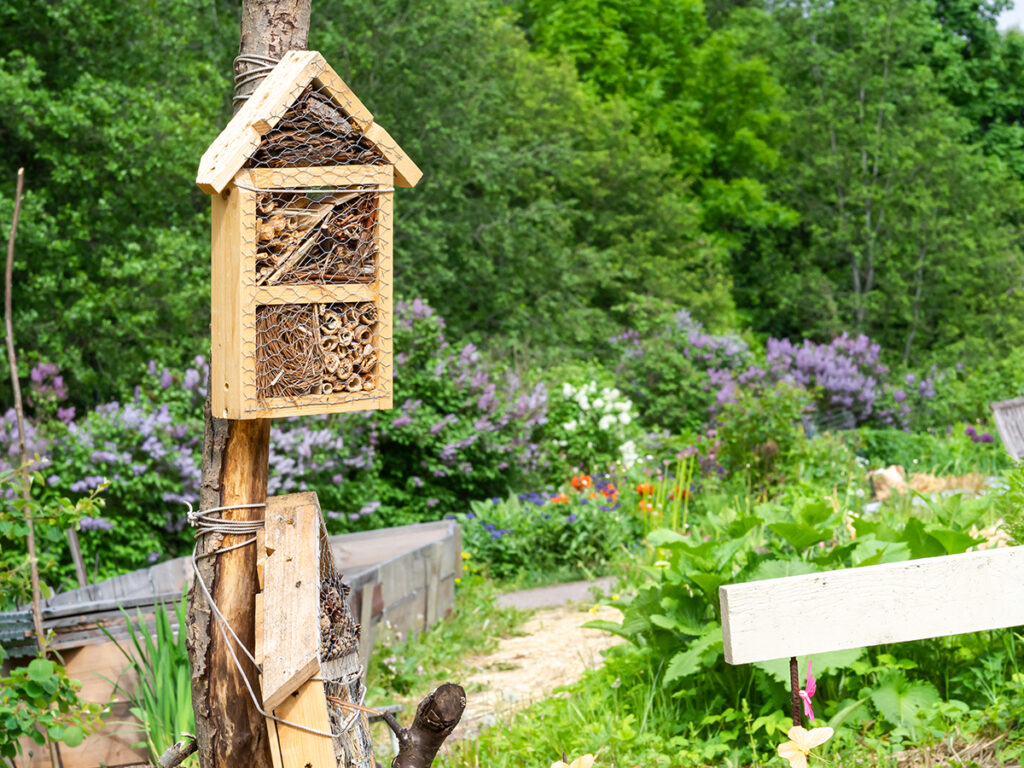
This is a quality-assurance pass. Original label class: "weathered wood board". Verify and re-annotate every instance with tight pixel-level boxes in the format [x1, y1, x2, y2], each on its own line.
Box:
[720, 545, 1024, 665]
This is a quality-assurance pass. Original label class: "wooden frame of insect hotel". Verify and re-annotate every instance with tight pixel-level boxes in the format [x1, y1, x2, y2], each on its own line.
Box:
[197, 50, 422, 419]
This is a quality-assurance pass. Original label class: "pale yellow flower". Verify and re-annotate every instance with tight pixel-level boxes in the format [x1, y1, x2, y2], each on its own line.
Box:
[550, 755, 595, 768]
[777, 726, 833, 768]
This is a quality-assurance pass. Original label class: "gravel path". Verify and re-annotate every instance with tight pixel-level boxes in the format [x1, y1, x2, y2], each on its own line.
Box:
[446, 597, 623, 743]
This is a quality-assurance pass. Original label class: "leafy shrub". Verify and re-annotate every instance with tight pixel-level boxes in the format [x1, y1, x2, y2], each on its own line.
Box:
[713, 381, 814, 491]
[610, 307, 752, 434]
[584, 492, 1010, 762]
[453, 481, 639, 582]
[543, 377, 643, 473]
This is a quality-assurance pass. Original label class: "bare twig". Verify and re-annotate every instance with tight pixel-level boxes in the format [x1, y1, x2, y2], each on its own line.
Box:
[155, 736, 198, 768]
[6, 168, 63, 768]
[383, 683, 466, 768]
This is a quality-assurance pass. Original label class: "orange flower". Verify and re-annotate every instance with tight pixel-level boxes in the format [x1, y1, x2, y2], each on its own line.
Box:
[571, 474, 593, 491]
[636, 482, 654, 496]
[551, 493, 571, 504]
[638, 499, 654, 513]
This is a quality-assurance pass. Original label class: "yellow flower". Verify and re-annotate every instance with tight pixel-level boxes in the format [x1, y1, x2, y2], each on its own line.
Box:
[455, 577, 462, 584]
[777, 726, 833, 768]
[551, 756, 595, 768]
[463, 563, 469, 571]
[611, 594, 619, 601]
[461, 551, 471, 560]
[589, 605, 599, 614]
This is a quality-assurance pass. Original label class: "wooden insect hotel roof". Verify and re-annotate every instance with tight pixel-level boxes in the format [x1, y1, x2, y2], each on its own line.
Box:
[196, 50, 422, 194]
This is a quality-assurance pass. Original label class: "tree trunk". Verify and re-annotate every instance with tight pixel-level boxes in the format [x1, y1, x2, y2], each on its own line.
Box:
[236, 0, 314, 102]
[187, 3, 312, 767]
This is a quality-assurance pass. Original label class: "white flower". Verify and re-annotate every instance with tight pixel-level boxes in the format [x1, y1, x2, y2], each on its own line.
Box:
[616, 400, 631, 413]
[599, 414, 617, 430]
[620, 440, 638, 468]
[576, 394, 590, 411]
[593, 398, 605, 411]
[618, 412, 631, 426]
[563, 420, 577, 432]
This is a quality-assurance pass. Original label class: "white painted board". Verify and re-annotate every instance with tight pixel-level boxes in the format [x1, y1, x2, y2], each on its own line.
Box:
[720, 545, 1024, 664]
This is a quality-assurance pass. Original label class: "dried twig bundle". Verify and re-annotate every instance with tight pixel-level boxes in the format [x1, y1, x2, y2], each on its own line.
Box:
[255, 190, 379, 285]
[249, 85, 385, 168]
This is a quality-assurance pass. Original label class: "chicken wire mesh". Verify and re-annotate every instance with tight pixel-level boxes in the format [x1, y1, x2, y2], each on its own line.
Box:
[315, 525, 373, 766]
[234, 70, 396, 414]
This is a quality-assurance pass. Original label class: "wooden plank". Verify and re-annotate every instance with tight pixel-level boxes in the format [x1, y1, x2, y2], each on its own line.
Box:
[376, 170, 395, 406]
[991, 396, 1024, 459]
[197, 50, 324, 194]
[245, 164, 390, 189]
[241, 393, 392, 420]
[253, 283, 375, 306]
[210, 187, 249, 420]
[254, 592, 265, 666]
[720, 546, 1024, 665]
[363, 122, 422, 188]
[311, 68, 374, 133]
[262, 493, 322, 711]
[271, 679, 336, 768]
[424, 542, 443, 629]
[357, 582, 375, 674]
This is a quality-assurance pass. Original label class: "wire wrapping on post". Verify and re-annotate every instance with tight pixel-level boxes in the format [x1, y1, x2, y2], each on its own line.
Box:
[233, 54, 281, 107]
[186, 501, 373, 739]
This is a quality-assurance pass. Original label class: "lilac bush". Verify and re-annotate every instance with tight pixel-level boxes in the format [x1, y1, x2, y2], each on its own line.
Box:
[612, 311, 938, 432]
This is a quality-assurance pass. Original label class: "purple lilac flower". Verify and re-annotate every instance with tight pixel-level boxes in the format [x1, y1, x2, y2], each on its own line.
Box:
[359, 501, 381, 517]
[426, 498, 439, 507]
[566, 513, 578, 524]
[80, 516, 114, 531]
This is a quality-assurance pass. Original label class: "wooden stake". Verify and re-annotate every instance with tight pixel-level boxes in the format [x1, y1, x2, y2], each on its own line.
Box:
[187, 4, 312, 767]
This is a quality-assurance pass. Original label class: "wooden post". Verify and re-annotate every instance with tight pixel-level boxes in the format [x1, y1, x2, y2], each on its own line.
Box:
[186, 3, 312, 767]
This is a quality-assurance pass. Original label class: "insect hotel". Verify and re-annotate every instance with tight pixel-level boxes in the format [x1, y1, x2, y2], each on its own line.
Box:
[197, 50, 422, 419]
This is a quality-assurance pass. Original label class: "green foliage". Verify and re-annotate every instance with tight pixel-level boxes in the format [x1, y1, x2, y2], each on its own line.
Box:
[859, 425, 1011, 476]
[0, 657, 105, 759]
[0, 469, 106, 609]
[0, 0, 232, 402]
[0, 467, 108, 758]
[714, 382, 813, 491]
[454, 491, 639, 583]
[104, 596, 194, 764]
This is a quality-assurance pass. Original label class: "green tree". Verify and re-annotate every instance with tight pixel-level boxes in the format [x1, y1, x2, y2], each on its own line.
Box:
[735, 0, 1024, 361]
[0, 0, 236, 402]
[314, 0, 734, 355]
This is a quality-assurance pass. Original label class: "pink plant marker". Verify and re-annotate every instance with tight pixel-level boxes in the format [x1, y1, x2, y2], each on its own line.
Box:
[798, 659, 816, 721]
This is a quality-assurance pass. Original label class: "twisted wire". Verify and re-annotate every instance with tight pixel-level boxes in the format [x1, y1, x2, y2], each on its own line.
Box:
[186, 501, 374, 739]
